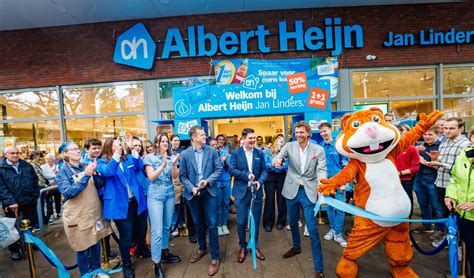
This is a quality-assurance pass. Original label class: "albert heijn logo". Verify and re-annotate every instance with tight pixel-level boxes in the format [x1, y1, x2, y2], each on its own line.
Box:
[113, 23, 156, 70]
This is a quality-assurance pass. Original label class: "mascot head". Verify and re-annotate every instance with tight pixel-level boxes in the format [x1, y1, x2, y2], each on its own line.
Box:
[335, 107, 400, 163]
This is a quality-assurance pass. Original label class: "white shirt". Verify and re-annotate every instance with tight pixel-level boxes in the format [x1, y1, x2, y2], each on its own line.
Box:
[299, 144, 309, 174]
[41, 163, 57, 183]
[244, 148, 253, 174]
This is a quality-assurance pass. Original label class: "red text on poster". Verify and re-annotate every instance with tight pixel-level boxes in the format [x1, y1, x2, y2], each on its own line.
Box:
[287, 72, 308, 94]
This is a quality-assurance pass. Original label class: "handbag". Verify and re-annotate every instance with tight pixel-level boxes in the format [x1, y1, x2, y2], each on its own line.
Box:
[0, 217, 20, 249]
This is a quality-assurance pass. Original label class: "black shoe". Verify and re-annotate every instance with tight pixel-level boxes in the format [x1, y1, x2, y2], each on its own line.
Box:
[264, 226, 272, 232]
[136, 248, 151, 258]
[123, 263, 135, 278]
[277, 223, 285, 230]
[155, 262, 165, 278]
[10, 252, 22, 261]
[161, 249, 181, 264]
[188, 235, 197, 244]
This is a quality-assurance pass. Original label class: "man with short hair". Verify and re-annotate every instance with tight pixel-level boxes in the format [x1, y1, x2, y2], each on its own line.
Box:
[427, 117, 470, 244]
[0, 146, 40, 261]
[256, 136, 269, 153]
[384, 113, 395, 125]
[180, 126, 223, 276]
[273, 121, 327, 278]
[41, 153, 61, 219]
[230, 128, 267, 263]
[318, 122, 349, 247]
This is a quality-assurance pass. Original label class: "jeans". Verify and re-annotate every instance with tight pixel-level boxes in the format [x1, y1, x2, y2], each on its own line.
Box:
[216, 181, 231, 226]
[327, 190, 346, 235]
[235, 189, 262, 249]
[148, 184, 175, 263]
[186, 190, 219, 260]
[263, 172, 287, 228]
[113, 198, 147, 265]
[77, 241, 101, 275]
[413, 175, 444, 231]
[287, 188, 324, 273]
[401, 179, 414, 218]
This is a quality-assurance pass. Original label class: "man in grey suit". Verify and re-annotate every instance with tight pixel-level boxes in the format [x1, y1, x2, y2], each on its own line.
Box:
[179, 126, 223, 276]
[273, 121, 327, 278]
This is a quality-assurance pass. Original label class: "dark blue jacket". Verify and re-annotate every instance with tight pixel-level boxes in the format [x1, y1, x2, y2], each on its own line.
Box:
[0, 158, 40, 206]
[230, 147, 267, 200]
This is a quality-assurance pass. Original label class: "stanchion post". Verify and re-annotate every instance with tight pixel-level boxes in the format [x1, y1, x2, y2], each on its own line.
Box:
[317, 210, 328, 225]
[20, 220, 37, 278]
[460, 241, 467, 278]
[101, 238, 111, 270]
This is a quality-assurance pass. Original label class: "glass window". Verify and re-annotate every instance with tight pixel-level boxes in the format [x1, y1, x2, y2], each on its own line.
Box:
[443, 97, 474, 130]
[0, 120, 61, 156]
[0, 89, 59, 120]
[159, 78, 215, 99]
[352, 69, 436, 99]
[443, 66, 474, 95]
[354, 99, 436, 124]
[65, 115, 147, 145]
[62, 84, 144, 115]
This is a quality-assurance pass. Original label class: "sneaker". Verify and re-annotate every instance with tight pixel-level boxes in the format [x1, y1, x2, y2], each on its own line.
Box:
[10, 252, 22, 261]
[334, 234, 347, 247]
[413, 225, 434, 234]
[286, 221, 303, 230]
[171, 228, 179, 237]
[222, 225, 230, 235]
[92, 273, 110, 278]
[217, 226, 225, 236]
[129, 244, 137, 256]
[303, 225, 309, 237]
[107, 251, 119, 260]
[324, 229, 335, 240]
[429, 230, 445, 241]
[431, 236, 447, 248]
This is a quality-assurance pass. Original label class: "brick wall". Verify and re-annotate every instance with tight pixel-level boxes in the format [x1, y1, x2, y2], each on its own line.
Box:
[0, 2, 473, 90]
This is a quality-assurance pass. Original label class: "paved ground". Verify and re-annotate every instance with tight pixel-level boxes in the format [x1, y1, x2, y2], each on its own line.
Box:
[0, 210, 451, 278]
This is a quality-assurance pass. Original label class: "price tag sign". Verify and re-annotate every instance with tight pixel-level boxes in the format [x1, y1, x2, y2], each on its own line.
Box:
[287, 72, 308, 94]
[308, 88, 329, 109]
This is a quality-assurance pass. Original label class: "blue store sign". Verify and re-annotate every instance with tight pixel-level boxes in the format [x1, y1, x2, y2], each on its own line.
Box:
[113, 23, 157, 70]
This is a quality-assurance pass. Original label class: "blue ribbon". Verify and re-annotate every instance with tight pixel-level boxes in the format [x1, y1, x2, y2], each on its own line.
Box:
[314, 193, 458, 278]
[24, 230, 122, 277]
[247, 210, 257, 270]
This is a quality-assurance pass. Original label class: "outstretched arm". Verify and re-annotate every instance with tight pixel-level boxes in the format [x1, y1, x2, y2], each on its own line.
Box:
[318, 159, 358, 195]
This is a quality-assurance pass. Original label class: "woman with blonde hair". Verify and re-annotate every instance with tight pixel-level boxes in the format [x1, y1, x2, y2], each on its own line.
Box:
[263, 134, 288, 231]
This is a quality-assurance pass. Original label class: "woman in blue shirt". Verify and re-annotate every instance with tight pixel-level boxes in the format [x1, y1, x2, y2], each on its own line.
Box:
[144, 133, 181, 277]
[97, 137, 147, 278]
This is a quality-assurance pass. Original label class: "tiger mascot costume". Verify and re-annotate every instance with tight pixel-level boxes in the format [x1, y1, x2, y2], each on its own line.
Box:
[318, 107, 443, 278]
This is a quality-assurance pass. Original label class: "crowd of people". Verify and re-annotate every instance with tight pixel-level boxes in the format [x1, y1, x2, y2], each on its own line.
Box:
[0, 115, 473, 278]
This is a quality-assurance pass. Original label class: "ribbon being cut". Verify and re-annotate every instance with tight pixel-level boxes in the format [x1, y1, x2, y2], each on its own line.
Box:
[314, 193, 458, 278]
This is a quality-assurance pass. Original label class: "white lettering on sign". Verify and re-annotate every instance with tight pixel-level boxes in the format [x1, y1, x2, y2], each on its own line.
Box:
[121, 37, 149, 60]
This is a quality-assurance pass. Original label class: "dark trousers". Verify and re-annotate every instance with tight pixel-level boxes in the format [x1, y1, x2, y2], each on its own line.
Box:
[436, 187, 449, 218]
[186, 190, 219, 260]
[132, 210, 148, 253]
[113, 198, 147, 265]
[184, 200, 196, 237]
[49, 188, 62, 215]
[236, 189, 262, 248]
[263, 172, 287, 228]
[401, 179, 414, 218]
[3, 201, 37, 253]
[40, 192, 52, 225]
[459, 217, 474, 278]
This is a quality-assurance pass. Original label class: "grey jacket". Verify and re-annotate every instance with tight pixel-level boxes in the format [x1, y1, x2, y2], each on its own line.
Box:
[273, 141, 327, 204]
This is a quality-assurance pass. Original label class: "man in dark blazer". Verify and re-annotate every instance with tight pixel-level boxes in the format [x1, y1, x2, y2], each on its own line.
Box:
[179, 126, 223, 276]
[230, 128, 267, 263]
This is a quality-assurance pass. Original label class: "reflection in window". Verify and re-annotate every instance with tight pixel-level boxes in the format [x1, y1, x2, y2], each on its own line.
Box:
[443, 97, 474, 130]
[354, 99, 435, 124]
[159, 78, 216, 99]
[0, 120, 61, 156]
[352, 69, 436, 99]
[65, 115, 147, 146]
[63, 84, 144, 115]
[0, 90, 58, 120]
[443, 66, 474, 95]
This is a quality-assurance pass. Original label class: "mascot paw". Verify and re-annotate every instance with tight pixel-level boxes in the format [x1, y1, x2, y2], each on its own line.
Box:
[318, 180, 338, 195]
[336, 257, 358, 278]
[390, 266, 419, 278]
[419, 110, 444, 127]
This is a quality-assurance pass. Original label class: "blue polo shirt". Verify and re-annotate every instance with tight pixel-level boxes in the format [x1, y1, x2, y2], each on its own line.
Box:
[417, 140, 440, 177]
[319, 139, 348, 179]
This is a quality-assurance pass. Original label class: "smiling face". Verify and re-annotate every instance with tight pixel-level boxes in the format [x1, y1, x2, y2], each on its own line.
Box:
[336, 108, 400, 163]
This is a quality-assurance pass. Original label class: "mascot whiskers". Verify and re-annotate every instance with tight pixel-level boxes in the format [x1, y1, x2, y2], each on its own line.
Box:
[318, 107, 443, 278]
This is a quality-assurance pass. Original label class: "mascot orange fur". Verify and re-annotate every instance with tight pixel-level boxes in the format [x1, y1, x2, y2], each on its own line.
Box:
[318, 107, 443, 278]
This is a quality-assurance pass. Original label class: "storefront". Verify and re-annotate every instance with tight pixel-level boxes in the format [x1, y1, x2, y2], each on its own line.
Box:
[0, 1, 473, 154]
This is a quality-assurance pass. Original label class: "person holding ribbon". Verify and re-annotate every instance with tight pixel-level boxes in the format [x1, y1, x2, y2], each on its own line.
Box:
[56, 141, 111, 276]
